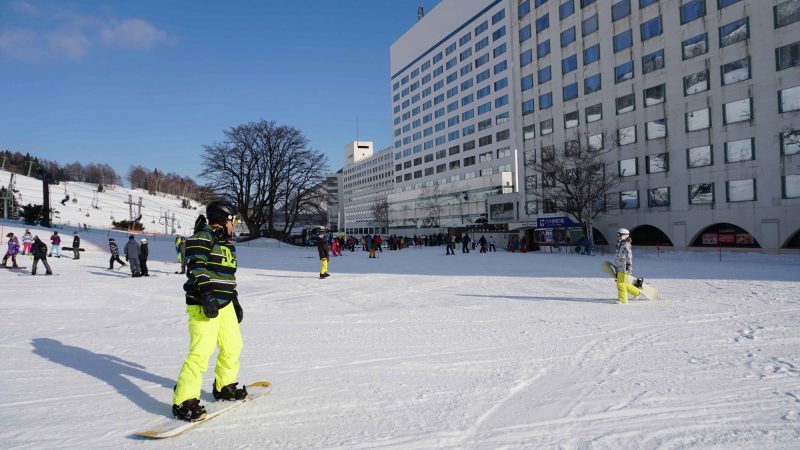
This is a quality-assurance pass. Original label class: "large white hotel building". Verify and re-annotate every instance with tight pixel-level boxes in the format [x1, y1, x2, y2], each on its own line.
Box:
[384, 0, 800, 250]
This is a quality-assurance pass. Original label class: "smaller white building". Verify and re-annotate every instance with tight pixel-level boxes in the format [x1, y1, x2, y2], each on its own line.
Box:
[341, 141, 394, 235]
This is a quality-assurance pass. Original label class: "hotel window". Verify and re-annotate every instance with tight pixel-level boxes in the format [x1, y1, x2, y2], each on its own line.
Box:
[496, 129, 510, 141]
[475, 36, 489, 52]
[776, 41, 800, 70]
[689, 183, 714, 204]
[519, 0, 531, 18]
[492, 26, 506, 42]
[585, 103, 602, 123]
[520, 49, 533, 67]
[520, 24, 532, 43]
[719, 0, 742, 9]
[646, 153, 669, 174]
[584, 43, 600, 65]
[475, 21, 488, 36]
[494, 60, 508, 75]
[560, 0, 575, 19]
[680, 0, 706, 24]
[449, 145, 461, 156]
[464, 140, 476, 151]
[494, 77, 508, 91]
[479, 134, 493, 147]
[436, 164, 446, 173]
[475, 54, 489, 68]
[478, 102, 492, 115]
[521, 74, 534, 91]
[687, 145, 713, 168]
[783, 175, 800, 198]
[727, 179, 756, 202]
[459, 32, 471, 47]
[538, 40, 551, 58]
[723, 98, 752, 124]
[614, 29, 633, 52]
[616, 92, 635, 114]
[620, 190, 640, 208]
[640, 0, 658, 6]
[460, 79, 473, 91]
[584, 73, 601, 94]
[523, 125, 536, 141]
[719, 18, 748, 47]
[641, 16, 663, 41]
[618, 125, 637, 145]
[522, 99, 535, 115]
[581, 0, 596, 6]
[540, 92, 554, 108]
[536, 14, 550, 33]
[683, 33, 708, 60]
[562, 54, 577, 73]
[540, 118, 554, 135]
[642, 49, 665, 74]
[644, 84, 666, 106]
[686, 108, 711, 131]
[479, 151, 494, 163]
[775, 1, 800, 28]
[564, 111, 579, 128]
[648, 187, 670, 207]
[612, 0, 631, 21]
[779, 85, 800, 112]
[478, 118, 492, 131]
[781, 130, 800, 155]
[492, 9, 505, 24]
[721, 57, 750, 85]
[477, 86, 490, 99]
[582, 14, 599, 36]
[460, 48, 472, 62]
[563, 83, 578, 101]
[495, 94, 509, 108]
[615, 61, 634, 83]
[684, 70, 709, 95]
[588, 133, 604, 151]
[463, 124, 475, 136]
[445, 43, 456, 56]
[646, 119, 667, 140]
[539, 66, 552, 83]
[561, 27, 576, 47]
[725, 138, 754, 163]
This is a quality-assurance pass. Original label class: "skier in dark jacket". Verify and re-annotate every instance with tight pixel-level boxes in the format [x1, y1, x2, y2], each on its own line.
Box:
[72, 231, 81, 260]
[108, 238, 126, 269]
[30, 236, 52, 275]
[139, 238, 149, 276]
[318, 233, 329, 278]
[173, 201, 246, 422]
[124, 235, 141, 277]
[462, 234, 471, 253]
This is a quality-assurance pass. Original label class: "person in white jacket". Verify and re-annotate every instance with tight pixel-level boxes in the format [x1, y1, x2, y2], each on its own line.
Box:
[21, 230, 34, 255]
[613, 228, 641, 304]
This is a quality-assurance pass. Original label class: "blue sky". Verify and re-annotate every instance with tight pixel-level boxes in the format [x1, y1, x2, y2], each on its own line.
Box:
[0, 0, 441, 182]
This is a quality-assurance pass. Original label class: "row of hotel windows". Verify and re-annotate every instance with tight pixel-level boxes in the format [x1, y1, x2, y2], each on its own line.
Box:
[395, 160, 515, 184]
[521, 84, 800, 139]
[392, 8, 507, 92]
[395, 130, 512, 176]
[524, 0, 769, 16]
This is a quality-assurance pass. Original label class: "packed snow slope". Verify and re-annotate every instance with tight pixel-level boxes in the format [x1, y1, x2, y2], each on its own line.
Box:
[1, 169, 201, 236]
[1, 223, 799, 449]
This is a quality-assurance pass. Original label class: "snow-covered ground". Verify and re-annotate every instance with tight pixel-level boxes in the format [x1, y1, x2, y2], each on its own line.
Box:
[1, 221, 799, 449]
[1, 169, 201, 236]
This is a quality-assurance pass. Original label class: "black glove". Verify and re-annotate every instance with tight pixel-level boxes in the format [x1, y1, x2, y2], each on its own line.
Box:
[232, 290, 243, 323]
[625, 263, 631, 273]
[200, 290, 219, 319]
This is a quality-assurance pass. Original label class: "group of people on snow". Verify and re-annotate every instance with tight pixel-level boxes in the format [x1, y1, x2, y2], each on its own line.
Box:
[107, 235, 150, 277]
[2, 229, 85, 275]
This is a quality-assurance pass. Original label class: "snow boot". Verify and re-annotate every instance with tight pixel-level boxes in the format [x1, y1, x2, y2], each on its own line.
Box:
[212, 381, 248, 401]
[172, 398, 207, 422]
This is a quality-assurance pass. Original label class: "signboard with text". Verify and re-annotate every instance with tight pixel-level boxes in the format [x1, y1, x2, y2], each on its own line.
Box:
[536, 216, 578, 228]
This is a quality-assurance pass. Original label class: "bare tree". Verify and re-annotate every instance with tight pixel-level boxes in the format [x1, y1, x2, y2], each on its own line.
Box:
[526, 133, 619, 247]
[372, 198, 389, 233]
[280, 149, 329, 235]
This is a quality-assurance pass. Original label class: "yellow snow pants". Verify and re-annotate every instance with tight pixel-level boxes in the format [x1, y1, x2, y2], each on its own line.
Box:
[173, 302, 242, 405]
[616, 271, 641, 303]
[320, 258, 328, 275]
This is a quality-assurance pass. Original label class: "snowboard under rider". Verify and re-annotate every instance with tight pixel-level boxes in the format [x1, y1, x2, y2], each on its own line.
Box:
[172, 201, 246, 422]
[108, 238, 126, 269]
[614, 228, 642, 304]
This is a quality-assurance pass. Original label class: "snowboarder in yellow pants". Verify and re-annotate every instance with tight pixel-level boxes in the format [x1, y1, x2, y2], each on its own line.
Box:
[616, 271, 641, 304]
[614, 228, 641, 304]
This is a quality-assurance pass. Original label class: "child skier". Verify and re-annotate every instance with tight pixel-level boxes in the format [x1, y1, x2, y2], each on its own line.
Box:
[48, 231, 61, 258]
[614, 228, 641, 304]
[21, 229, 33, 255]
[2, 232, 20, 268]
[30, 236, 52, 275]
[108, 238, 126, 269]
[139, 238, 149, 277]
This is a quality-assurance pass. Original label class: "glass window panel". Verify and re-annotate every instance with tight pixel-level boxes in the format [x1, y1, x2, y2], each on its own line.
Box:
[775, 0, 800, 28]
[719, 0, 742, 8]
[561, 27, 576, 47]
[727, 179, 755, 202]
[612, 0, 631, 21]
[541, 118, 554, 135]
[614, 29, 633, 52]
[686, 108, 711, 131]
[620, 158, 637, 176]
[719, 18, 748, 47]
[615, 61, 634, 83]
[725, 138, 754, 162]
[723, 98, 752, 124]
[641, 16, 662, 40]
[618, 126, 637, 145]
[584, 43, 600, 65]
[520, 24, 532, 43]
[523, 124, 536, 140]
[779, 85, 800, 112]
[683, 33, 708, 60]
[647, 153, 668, 173]
[721, 57, 750, 85]
[586, 103, 602, 122]
[536, 13, 550, 33]
[616, 92, 635, 114]
[644, 84, 666, 106]
[620, 190, 639, 208]
[647, 119, 667, 140]
[584, 73, 602, 94]
[537, 40, 551, 58]
[540, 92, 553, 108]
[564, 111, 579, 128]
[588, 133, 604, 151]
[582, 14, 599, 36]
[648, 187, 670, 207]
[784, 175, 800, 198]
[562, 54, 578, 73]
[642, 49, 665, 74]
[689, 183, 714, 204]
[776, 41, 800, 70]
[640, 0, 658, 6]
[539, 66, 552, 83]
[560, 0, 576, 19]
[563, 82, 579, 101]
[684, 70, 709, 95]
[680, 0, 706, 24]
[781, 131, 800, 155]
[522, 99, 535, 115]
[688, 145, 713, 167]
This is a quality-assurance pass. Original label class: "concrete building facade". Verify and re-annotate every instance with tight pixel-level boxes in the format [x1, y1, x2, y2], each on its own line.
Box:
[341, 141, 395, 235]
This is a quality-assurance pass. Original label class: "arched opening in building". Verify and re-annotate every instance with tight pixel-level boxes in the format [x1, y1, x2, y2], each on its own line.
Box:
[783, 229, 800, 249]
[592, 228, 608, 245]
[691, 223, 760, 248]
[631, 225, 673, 246]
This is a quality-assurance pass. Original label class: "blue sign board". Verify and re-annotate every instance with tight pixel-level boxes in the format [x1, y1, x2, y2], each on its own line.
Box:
[536, 216, 578, 228]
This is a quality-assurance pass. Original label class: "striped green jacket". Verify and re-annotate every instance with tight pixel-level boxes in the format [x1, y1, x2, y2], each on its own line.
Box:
[185, 219, 237, 304]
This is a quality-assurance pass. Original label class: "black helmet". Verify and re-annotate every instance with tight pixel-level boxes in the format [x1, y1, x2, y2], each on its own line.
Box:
[206, 201, 236, 225]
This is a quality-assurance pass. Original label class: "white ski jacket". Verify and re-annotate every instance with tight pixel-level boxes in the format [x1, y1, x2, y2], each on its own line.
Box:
[614, 238, 633, 274]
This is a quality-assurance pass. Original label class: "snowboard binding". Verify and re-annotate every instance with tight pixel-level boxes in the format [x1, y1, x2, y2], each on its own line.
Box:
[212, 381, 248, 401]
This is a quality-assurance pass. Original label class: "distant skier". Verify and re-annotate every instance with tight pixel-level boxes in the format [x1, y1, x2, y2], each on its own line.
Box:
[48, 231, 61, 258]
[21, 229, 33, 255]
[489, 235, 496, 252]
[124, 235, 142, 277]
[2, 232, 20, 268]
[139, 238, 149, 277]
[71, 231, 81, 260]
[175, 235, 187, 274]
[478, 235, 487, 253]
[30, 236, 52, 275]
[614, 228, 641, 304]
[462, 234, 471, 253]
[173, 201, 246, 422]
[108, 238, 126, 269]
[318, 233, 329, 278]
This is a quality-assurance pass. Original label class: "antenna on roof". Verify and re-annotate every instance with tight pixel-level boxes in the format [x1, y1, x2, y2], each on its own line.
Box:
[417, 5, 424, 21]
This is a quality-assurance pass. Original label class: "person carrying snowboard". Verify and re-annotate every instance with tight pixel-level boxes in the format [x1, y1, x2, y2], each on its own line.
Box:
[318, 232, 330, 278]
[2, 232, 20, 268]
[124, 235, 141, 277]
[614, 228, 641, 304]
[30, 236, 52, 275]
[173, 201, 246, 422]
[21, 229, 33, 255]
[48, 231, 61, 258]
[108, 237, 126, 269]
[71, 231, 81, 260]
[139, 238, 149, 277]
